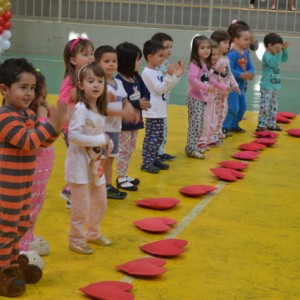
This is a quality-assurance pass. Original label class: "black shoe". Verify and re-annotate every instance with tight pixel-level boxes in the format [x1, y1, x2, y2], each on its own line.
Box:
[153, 160, 169, 170]
[116, 178, 138, 191]
[230, 127, 246, 133]
[159, 153, 176, 161]
[106, 185, 127, 199]
[127, 176, 140, 186]
[222, 128, 233, 137]
[141, 164, 160, 174]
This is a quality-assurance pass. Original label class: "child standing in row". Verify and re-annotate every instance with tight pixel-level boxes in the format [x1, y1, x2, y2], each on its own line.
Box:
[141, 40, 184, 173]
[151, 32, 176, 162]
[20, 71, 55, 262]
[257, 33, 289, 131]
[222, 23, 255, 134]
[210, 30, 240, 139]
[0, 58, 71, 297]
[115, 42, 151, 191]
[65, 62, 113, 254]
[94, 45, 138, 199]
[58, 37, 95, 207]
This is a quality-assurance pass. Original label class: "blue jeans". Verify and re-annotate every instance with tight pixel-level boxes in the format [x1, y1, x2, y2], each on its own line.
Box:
[222, 89, 246, 130]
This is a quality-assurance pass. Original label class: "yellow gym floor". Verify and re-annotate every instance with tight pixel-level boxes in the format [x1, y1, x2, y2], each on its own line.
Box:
[21, 100, 300, 299]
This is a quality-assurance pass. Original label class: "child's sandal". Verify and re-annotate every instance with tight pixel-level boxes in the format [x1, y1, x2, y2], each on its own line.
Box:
[256, 127, 267, 132]
[267, 125, 282, 131]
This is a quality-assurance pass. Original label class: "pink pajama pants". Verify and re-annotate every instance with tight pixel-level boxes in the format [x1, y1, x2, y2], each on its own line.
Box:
[214, 93, 228, 138]
[116, 130, 138, 177]
[68, 182, 107, 246]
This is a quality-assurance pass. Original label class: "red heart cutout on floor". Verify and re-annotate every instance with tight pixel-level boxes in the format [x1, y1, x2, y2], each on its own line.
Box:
[79, 281, 134, 300]
[277, 111, 297, 119]
[286, 128, 300, 137]
[276, 114, 291, 123]
[140, 239, 188, 257]
[253, 131, 279, 138]
[232, 150, 259, 160]
[211, 168, 244, 181]
[136, 198, 180, 210]
[252, 138, 277, 146]
[218, 160, 249, 170]
[239, 142, 266, 151]
[179, 185, 217, 197]
[133, 217, 177, 233]
[116, 257, 166, 277]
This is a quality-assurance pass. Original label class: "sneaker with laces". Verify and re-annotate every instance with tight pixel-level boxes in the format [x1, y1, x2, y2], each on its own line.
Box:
[153, 160, 169, 170]
[159, 153, 176, 161]
[87, 236, 112, 246]
[141, 164, 160, 174]
[106, 185, 127, 199]
[69, 243, 93, 254]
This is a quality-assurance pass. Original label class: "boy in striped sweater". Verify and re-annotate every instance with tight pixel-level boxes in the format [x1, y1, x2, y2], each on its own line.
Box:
[0, 58, 72, 297]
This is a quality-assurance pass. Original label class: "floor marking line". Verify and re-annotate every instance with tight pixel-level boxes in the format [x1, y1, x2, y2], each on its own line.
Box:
[120, 181, 227, 283]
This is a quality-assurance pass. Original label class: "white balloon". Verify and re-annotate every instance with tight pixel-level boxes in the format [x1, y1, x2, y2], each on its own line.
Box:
[2, 30, 11, 40]
[2, 40, 11, 50]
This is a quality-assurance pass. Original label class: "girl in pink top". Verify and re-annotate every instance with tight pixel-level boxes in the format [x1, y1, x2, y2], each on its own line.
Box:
[185, 35, 229, 159]
[58, 37, 95, 207]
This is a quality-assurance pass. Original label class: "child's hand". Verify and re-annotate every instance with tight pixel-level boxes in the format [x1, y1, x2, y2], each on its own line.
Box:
[140, 99, 151, 111]
[207, 85, 217, 94]
[174, 61, 184, 77]
[166, 63, 178, 76]
[70, 87, 77, 103]
[107, 91, 117, 103]
[48, 103, 74, 132]
[233, 85, 241, 95]
[241, 72, 254, 80]
[122, 103, 140, 124]
[226, 86, 232, 93]
[214, 65, 225, 74]
[282, 42, 289, 49]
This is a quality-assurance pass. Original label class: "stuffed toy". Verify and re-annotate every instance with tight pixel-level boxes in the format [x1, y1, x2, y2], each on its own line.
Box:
[20, 250, 45, 270]
[29, 236, 50, 256]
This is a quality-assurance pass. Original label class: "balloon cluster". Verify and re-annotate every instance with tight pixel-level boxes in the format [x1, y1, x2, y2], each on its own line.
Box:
[0, 0, 12, 54]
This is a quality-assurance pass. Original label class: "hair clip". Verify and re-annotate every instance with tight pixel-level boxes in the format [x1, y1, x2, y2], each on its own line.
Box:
[231, 19, 237, 24]
[69, 36, 87, 53]
[35, 68, 40, 73]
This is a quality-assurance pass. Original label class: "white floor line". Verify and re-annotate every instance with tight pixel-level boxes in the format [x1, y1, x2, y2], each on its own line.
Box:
[120, 181, 227, 283]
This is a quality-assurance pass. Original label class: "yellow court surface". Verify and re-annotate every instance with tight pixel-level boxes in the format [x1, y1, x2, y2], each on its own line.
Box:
[23, 100, 300, 300]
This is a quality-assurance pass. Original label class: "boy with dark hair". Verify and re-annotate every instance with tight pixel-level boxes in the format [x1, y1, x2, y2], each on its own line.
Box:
[256, 33, 289, 131]
[151, 32, 176, 162]
[141, 40, 184, 173]
[0, 58, 71, 297]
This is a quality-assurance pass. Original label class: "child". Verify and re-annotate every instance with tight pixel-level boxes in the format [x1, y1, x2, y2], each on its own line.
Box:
[141, 39, 184, 173]
[257, 33, 289, 131]
[151, 32, 176, 161]
[115, 42, 151, 191]
[65, 62, 113, 255]
[58, 37, 95, 207]
[0, 58, 71, 297]
[94, 45, 138, 199]
[19, 71, 55, 262]
[222, 24, 255, 134]
[185, 36, 227, 158]
[210, 30, 240, 139]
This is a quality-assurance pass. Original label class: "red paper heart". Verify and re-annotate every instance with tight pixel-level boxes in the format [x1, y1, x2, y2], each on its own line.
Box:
[133, 217, 177, 233]
[252, 138, 277, 146]
[211, 168, 244, 181]
[232, 150, 259, 160]
[179, 185, 217, 196]
[136, 198, 180, 210]
[116, 257, 166, 277]
[239, 142, 266, 151]
[253, 130, 279, 138]
[276, 114, 291, 123]
[277, 111, 297, 119]
[79, 281, 134, 300]
[140, 239, 188, 257]
[218, 160, 249, 170]
[286, 128, 300, 137]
